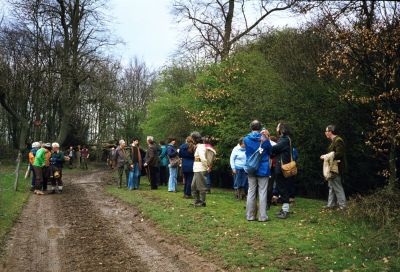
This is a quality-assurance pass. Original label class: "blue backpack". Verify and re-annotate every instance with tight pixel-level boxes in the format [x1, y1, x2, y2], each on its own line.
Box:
[244, 144, 264, 175]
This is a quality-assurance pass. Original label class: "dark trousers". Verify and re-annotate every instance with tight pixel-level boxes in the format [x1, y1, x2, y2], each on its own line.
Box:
[32, 166, 43, 190]
[148, 166, 159, 189]
[42, 166, 50, 191]
[117, 164, 129, 188]
[275, 173, 293, 204]
[267, 172, 275, 208]
[183, 171, 194, 196]
[159, 166, 168, 186]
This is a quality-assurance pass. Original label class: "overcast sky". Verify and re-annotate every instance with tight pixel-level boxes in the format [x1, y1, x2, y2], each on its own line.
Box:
[0, 0, 306, 69]
[106, 0, 306, 69]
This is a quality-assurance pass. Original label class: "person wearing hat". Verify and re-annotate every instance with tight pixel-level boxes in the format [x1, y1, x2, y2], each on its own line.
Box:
[28, 142, 41, 191]
[50, 142, 69, 193]
[32, 143, 52, 195]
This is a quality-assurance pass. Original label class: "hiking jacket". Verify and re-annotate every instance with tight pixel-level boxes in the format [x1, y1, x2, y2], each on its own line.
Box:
[328, 136, 347, 175]
[271, 135, 291, 175]
[230, 144, 246, 170]
[179, 143, 194, 173]
[159, 145, 169, 167]
[50, 151, 66, 168]
[33, 148, 47, 167]
[244, 131, 272, 177]
[145, 144, 160, 167]
[115, 146, 130, 168]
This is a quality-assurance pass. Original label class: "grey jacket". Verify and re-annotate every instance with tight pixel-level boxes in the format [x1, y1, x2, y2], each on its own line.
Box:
[114, 146, 130, 168]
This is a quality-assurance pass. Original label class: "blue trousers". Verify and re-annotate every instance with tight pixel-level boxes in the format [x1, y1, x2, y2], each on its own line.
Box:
[183, 171, 194, 196]
[168, 165, 178, 192]
[128, 163, 140, 190]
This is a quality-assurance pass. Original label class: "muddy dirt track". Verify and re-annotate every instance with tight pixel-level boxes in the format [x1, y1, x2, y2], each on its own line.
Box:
[0, 170, 222, 272]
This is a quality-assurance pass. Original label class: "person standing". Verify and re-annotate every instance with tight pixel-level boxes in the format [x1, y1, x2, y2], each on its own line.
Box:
[80, 146, 89, 170]
[244, 120, 272, 222]
[32, 143, 52, 195]
[271, 122, 295, 219]
[190, 131, 209, 207]
[179, 136, 195, 198]
[76, 145, 81, 168]
[67, 146, 74, 169]
[167, 137, 179, 192]
[128, 138, 142, 190]
[320, 125, 347, 210]
[144, 136, 160, 190]
[230, 137, 248, 200]
[159, 140, 169, 186]
[42, 143, 52, 192]
[28, 142, 41, 191]
[114, 140, 130, 188]
[50, 142, 69, 193]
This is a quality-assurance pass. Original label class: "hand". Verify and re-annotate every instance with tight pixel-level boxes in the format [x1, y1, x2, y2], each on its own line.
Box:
[320, 155, 324, 160]
[144, 163, 148, 167]
[261, 129, 270, 136]
[232, 169, 237, 175]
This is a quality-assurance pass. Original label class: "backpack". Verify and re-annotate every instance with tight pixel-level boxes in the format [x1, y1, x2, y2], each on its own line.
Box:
[244, 144, 264, 175]
[205, 146, 216, 167]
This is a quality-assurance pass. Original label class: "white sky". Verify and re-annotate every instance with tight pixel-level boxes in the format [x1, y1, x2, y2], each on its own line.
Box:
[106, 0, 306, 69]
[0, 0, 307, 69]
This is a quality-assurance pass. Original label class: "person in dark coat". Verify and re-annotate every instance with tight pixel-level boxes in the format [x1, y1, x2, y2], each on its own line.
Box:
[179, 136, 195, 198]
[271, 122, 294, 219]
[144, 136, 160, 190]
[320, 124, 347, 209]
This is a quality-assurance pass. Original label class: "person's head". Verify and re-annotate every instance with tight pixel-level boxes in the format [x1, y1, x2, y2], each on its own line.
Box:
[190, 131, 202, 144]
[250, 120, 262, 131]
[52, 142, 60, 152]
[276, 122, 290, 136]
[238, 137, 245, 148]
[132, 138, 139, 146]
[202, 136, 211, 145]
[167, 137, 176, 145]
[32, 142, 41, 149]
[119, 139, 126, 148]
[69, 145, 73, 150]
[44, 143, 52, 151]
[147, 136, 154, 145]
[159, 140, 165, 146]
[325, 125, 337, 139]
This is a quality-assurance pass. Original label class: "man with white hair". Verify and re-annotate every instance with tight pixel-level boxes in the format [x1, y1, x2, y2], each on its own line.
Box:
[50, 142, 69, 193]
[114, 139, 130, 188]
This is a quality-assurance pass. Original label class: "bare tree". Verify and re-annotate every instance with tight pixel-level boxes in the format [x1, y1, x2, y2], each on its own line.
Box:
[173, 0, 298, 61]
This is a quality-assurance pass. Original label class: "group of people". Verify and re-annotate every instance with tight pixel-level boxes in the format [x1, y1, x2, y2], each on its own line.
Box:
[230, 120, 347, 221]
[66, 145, 90, 169]
[27, 143, 90, 195]
[109, 120, 347, 220]
[111, 133, 217, 207]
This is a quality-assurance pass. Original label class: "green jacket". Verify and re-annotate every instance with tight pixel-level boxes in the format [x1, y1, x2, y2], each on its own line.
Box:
[328, 136, 347, 175]
[33, 148, 46, 167]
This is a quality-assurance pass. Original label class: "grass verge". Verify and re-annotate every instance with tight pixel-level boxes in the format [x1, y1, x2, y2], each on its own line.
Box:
[106, 179, 399, 271]
[0, 164, 31, 251]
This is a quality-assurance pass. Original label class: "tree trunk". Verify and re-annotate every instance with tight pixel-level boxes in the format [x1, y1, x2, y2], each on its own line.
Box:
[388, 139, 398, 191]
[221, 0, 235, 61]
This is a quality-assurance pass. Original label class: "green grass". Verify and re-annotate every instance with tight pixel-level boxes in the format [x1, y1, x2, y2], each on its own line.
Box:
[0, 164, 31, 248]
[107, 179, 399, 271]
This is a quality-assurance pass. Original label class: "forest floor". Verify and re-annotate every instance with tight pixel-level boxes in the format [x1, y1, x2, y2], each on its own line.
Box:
[0, 169, 222, 272]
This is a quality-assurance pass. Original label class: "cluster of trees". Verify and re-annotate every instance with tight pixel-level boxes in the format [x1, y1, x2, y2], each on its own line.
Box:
[143, 1, 399, 195]
[1, 0, 398, 196]
[0, 0, 154, 157]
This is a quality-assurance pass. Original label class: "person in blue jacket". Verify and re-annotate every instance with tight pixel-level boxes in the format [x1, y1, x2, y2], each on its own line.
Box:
[179, 136, 195, 198]
[244, 120, 272, 222]
[158, 140, 169, 186]
[230, 137, 248, 200]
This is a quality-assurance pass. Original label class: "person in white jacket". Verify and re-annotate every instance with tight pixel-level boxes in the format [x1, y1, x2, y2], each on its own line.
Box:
[230, 137, 248, 200]
[190, 131, 208, 207]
